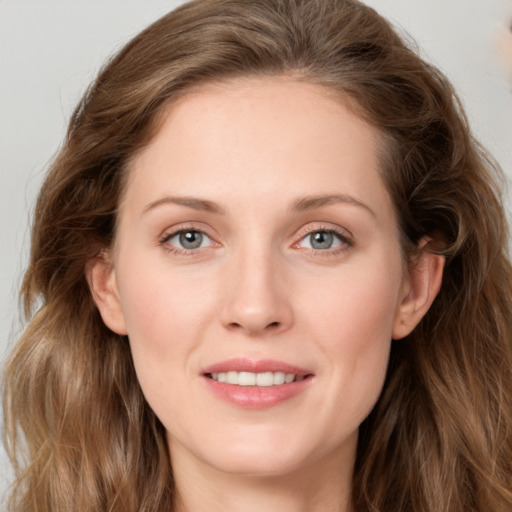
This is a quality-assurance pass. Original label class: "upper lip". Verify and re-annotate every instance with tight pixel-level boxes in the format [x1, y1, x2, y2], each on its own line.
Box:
[202, 358, 312, 376]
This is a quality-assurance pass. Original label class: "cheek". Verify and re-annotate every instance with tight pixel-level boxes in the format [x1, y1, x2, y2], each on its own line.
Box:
[320, 279, 395, 383]
[300, 258, 402, 424]
[114, 254, 217, 383]
[114, 261, 215, 432]
[305, 259, 402, 349]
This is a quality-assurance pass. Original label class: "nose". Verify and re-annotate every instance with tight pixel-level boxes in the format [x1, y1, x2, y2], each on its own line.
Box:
[220, 247, 294, 336]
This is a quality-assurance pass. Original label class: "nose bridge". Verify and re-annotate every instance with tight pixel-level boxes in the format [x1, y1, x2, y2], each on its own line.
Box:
[221, 233, 293, 335]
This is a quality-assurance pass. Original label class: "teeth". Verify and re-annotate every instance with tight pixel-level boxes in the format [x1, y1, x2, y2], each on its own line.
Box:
[273, 371, 286, 385]
[285, 373, 295, 383]
[210, 371, 299, 386]
[256, 372, 273, 386]
[238, 371, 255, 386]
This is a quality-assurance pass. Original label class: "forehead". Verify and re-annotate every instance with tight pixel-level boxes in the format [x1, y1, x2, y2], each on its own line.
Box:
[122, 76, 391, 220]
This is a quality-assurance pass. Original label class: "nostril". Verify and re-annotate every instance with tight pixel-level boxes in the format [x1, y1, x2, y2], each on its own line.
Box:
[226, 320, 280, 333]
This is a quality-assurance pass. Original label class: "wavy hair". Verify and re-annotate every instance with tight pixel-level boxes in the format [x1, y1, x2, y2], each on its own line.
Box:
[4, 0, 512, 510]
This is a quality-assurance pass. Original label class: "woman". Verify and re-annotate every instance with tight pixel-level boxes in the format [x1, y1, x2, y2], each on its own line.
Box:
[3, 0, 512, 510]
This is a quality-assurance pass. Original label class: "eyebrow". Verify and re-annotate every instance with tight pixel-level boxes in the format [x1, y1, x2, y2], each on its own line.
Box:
[142, 196, 226, 216]
[290, 194, 376, 217]
[142, 193, 375, 217]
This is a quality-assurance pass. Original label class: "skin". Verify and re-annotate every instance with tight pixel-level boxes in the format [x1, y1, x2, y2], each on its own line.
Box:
[90, 77, 444, 512]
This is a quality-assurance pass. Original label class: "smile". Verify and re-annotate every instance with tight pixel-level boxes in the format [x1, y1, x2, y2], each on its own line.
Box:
[208, 371, 307, 386]
[202, 359, 314, 409]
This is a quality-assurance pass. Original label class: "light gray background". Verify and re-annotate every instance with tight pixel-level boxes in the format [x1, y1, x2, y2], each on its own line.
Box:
[1, 0, 511, 502]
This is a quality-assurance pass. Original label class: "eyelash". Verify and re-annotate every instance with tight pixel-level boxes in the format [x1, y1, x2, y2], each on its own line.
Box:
[158, 225, 353, 256]
[159, 225, 217, 256]
[293, 226, 353, 256]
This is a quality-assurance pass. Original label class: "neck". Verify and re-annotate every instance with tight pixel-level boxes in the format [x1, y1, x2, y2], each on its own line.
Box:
[170, 442, 355, 512]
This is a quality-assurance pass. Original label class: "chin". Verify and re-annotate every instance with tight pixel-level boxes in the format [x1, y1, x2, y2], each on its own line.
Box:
[206, 450, 310, 478]
[184, 425, 353, 479]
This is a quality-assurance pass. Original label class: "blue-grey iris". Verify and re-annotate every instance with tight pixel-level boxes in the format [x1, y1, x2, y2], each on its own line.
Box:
[310, 231, 333, 249]
[180, 231, 203, 249]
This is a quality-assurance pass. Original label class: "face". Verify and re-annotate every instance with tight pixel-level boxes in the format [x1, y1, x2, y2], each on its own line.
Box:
[91, 77, 441, 479]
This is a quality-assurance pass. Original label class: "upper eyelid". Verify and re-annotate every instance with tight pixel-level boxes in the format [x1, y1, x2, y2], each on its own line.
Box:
[159, 228, 218, 254]
[159, 222, 217, 240]
[296, 230, 351, 246]
[294, 223, 354, 242]
[160, 229, 211, 243]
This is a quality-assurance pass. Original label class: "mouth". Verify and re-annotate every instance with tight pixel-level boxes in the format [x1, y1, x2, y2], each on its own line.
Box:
[205, 371, 311, 387]
[201, 359, 314, 408]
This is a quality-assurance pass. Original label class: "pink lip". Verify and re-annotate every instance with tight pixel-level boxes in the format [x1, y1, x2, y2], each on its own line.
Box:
[201, 358, 314, 410]
[202, 358, 311, 376]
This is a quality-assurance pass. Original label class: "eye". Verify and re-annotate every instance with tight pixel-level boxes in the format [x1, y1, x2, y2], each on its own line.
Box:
[297, 229, 349, 251]
[161, 229, 213, 251]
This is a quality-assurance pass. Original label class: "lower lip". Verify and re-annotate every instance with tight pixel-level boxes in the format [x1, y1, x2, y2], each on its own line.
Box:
[203, 376, 313, 409]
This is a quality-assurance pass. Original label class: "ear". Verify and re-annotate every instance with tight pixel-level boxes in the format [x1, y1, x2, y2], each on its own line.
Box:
[392, 241, 445, 340]
[86, 252, 128, 335]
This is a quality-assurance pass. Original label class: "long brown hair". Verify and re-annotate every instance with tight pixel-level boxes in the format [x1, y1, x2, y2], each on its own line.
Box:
[4, 0, 512, 510]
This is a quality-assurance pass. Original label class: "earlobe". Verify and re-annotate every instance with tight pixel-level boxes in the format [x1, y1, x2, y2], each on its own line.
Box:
[86, 252, 128, 336]
[392, 244, 445, 340]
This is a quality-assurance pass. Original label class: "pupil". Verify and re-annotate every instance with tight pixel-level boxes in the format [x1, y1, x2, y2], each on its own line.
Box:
[311, 231, 333, 249]
[180, 231, 203, 249]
